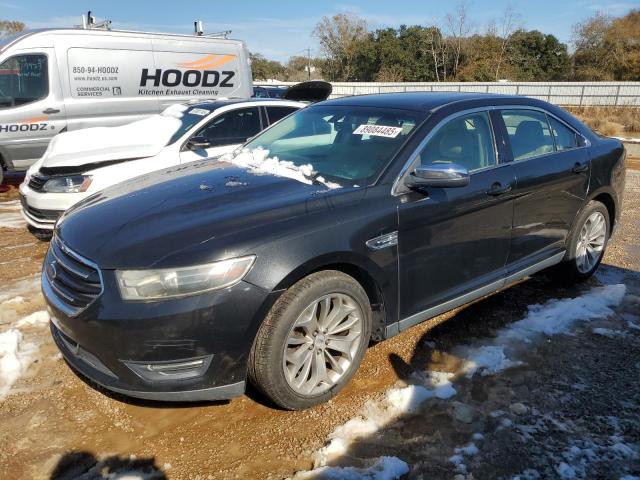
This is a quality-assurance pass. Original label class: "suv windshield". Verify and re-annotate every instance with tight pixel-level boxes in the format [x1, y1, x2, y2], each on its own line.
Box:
[240, 105, 425, 184]
[165, 105, 214, 145]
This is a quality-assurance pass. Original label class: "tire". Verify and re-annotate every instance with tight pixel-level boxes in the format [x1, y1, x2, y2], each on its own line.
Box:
[248, 270, 372, 410]
[27, 225, 53, 242]
[552, 200, 610, 283]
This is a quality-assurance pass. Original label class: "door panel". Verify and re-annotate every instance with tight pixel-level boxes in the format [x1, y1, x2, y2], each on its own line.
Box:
[397, 110, 514, 325]
[499, 109, 590, 266]
[398, 165, 514, 323]
[0, 49, 66, 168]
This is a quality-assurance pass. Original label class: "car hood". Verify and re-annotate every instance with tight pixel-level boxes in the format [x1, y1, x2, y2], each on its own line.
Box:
[40, 115, 181, 169]
[57, 160, 342, 269]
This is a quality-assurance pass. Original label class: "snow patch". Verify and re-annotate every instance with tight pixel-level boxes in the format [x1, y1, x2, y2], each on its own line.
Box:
[591, 327, 625, 338]
[449, 442, 479, 474]
[311, 373, 456, 469]
[0, 329, 37, 399]
[15, 310, 50, 328]
[224, 147, 342, 190]
[458, 284, 626, 376]
[292, 456, 409, 480]
[0, 200, 25, 229]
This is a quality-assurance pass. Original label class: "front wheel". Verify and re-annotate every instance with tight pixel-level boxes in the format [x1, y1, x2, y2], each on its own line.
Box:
[248, 270, 372, 410]
[553, 200, 610, 283]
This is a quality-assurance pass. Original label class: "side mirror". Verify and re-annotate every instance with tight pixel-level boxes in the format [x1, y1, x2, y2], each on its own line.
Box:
[187, 136, 212, 150]
[404, 163, 470, 189]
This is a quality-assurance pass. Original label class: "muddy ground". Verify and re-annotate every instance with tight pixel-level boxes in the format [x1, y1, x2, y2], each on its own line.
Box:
[0, 169, 639, 480]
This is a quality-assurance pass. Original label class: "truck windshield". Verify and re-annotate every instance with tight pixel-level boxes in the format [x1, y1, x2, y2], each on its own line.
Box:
[240, 105, 425, 185]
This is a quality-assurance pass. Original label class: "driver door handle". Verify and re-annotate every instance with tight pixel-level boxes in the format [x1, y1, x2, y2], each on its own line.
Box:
[42, 108, 60, 114]
[486, 182, 512, 196]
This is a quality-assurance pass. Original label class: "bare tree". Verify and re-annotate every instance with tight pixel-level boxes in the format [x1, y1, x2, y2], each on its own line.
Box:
[0, 20, 25, 36]
[492, 6, 521, 80]
[445, 1, 472, 79]
[313, 13, 368, 81]
[424, 26, 449, 82]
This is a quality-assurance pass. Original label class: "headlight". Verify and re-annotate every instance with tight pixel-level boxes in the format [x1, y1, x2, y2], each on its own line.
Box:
[116, 255, 256, 301]
[43, 175, 92, 193]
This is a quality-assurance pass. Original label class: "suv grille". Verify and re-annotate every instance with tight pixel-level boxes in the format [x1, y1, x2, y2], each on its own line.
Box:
[44, 237, 102, 315]
[28, 172, 49, 192]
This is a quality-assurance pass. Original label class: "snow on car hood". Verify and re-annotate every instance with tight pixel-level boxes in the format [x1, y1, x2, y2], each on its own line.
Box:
[223, 147, 341, 190]
[36, 106, 186, 170]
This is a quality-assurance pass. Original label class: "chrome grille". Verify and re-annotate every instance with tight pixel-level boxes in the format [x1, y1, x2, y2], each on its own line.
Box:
[44, 237, 102, 315]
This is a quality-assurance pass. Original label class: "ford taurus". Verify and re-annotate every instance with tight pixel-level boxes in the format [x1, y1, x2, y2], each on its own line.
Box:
[42, 92, 625, 410]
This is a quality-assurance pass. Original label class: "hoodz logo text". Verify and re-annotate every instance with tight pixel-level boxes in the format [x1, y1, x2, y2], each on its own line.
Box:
[140, 54, 236, 88]
[0, 116, 50, 132]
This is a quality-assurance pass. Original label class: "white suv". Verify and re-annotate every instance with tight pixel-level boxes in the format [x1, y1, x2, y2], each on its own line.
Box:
[19, 98, 304, 237]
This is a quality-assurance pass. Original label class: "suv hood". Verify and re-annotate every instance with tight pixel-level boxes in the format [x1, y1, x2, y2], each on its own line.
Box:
[40, 115, 181, 169]
[57, 159, 344, 269]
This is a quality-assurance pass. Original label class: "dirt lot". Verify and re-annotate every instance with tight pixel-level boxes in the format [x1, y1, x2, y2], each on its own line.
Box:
[0, 169, 639, 480]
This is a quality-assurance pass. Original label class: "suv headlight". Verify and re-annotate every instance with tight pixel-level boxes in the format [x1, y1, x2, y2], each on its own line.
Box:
[116, 255, 256, 301]
[43, 175, 92, 193]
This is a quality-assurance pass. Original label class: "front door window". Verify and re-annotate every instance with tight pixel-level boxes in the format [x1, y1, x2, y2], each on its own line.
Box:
[0, 54, 48, 108]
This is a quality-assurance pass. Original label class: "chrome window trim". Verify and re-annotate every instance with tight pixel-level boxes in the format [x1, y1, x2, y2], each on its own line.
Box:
[391, 104, 591, 195]
[391, 106, 500, 196]
[497, 106, 591, 165]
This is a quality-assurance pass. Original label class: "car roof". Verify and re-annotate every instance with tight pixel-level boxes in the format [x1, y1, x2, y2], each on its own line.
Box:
[319, 92, 525, 112]
[183, 98, 302, 110]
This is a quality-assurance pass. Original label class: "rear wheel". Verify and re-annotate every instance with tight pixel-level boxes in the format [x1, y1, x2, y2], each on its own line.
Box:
[248, 270, 372, 410]
[552, 201, 610, 283]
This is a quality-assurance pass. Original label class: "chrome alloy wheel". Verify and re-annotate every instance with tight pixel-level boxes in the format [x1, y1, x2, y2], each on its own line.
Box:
[575, 211, 607, 273]
[283, 293, 363, 395]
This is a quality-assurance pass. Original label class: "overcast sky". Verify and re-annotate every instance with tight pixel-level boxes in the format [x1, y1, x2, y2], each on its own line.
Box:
[3, 0, 639, 61]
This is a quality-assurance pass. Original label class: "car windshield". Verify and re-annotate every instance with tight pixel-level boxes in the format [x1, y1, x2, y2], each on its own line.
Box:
[164, 104, 214, 145]
[239, 105, 425, 185]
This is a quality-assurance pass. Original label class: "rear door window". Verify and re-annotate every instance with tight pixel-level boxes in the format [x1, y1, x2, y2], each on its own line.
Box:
[195, 107, 261, 147]
[549, 117, 579, 151]
[266, 106, 298, 124]
[0, 54, 48, 108]
[501, 110, 555, 161]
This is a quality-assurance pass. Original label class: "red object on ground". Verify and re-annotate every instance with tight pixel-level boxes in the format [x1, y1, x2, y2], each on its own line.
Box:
[0, 170, 26, 192]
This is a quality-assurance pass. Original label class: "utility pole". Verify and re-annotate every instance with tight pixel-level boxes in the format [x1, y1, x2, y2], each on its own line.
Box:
[306, 48, 311, 80]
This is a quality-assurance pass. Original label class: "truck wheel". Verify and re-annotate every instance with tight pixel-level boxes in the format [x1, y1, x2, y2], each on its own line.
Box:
[553, 201, 610, 283]
[248, 270, 372, 410]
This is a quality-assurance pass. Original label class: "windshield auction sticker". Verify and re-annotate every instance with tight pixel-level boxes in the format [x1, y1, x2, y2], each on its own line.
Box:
[353, 124, 403, 138]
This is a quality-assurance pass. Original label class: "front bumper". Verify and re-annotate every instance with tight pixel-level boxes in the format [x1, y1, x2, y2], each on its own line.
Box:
[19, 182, 85, 230]
[43, 258, 279, 402]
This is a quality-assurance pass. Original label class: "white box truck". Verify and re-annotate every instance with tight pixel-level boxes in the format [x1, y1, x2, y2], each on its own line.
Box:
[0, 18, 253, 174]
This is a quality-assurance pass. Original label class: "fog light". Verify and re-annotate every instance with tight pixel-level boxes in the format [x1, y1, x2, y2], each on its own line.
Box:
[123, 355, 213, 382]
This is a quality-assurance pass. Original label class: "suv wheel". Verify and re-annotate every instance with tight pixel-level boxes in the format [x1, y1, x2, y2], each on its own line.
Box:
[554, 200, 610, 282]
[248, 270, 372, 410]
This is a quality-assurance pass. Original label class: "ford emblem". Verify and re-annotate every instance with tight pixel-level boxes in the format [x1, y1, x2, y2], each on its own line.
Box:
[48, 261, 58, 280]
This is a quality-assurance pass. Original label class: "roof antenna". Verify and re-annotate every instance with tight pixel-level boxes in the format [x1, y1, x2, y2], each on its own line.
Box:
[81, 11, 112, 30]
[194, 20, 204, 36]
